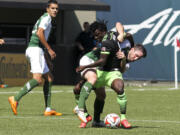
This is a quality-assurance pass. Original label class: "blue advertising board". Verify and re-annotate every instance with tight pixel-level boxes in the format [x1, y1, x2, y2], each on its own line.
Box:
[97, 0, 180, 81]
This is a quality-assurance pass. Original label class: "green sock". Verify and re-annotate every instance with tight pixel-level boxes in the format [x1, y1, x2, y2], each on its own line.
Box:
[75, 94, 88, 114]
[78, 82, 93, 110]
[43, 81, 52, 108]
[75, 94, 80, 105]
[15, 79, 39, 102]
[84, 112, 89, 117]
[121, 114, 126, 120]
[117, 92, 127, 120]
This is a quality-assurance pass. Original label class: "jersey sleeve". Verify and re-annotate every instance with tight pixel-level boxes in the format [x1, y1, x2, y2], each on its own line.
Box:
[100, 40, 113, 55]
[39, 16, 51, 30]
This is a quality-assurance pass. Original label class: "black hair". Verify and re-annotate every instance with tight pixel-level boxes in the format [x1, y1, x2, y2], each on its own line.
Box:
[47, 0, 58, 8]
[90, 20, 107, 33]
[134, 44, 147, 58]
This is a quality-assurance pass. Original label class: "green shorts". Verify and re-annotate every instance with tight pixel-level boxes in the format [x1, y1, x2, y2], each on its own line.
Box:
[94, 69, 123, 88]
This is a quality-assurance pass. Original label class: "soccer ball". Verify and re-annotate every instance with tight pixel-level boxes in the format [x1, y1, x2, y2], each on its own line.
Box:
[104, 113, 121, 128]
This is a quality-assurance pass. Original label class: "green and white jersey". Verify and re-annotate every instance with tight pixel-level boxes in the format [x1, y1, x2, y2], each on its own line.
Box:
[28, 12, 52, 48]
[85, 48, 101, 61]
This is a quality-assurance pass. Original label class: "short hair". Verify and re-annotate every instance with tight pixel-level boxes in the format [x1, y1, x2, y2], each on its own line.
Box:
[47, 0, 58, 8]
[134, 44, 147, 58]
[83, 22, 89, 26]
[83, 22, 89, 28]
[90, 20, 107, 33]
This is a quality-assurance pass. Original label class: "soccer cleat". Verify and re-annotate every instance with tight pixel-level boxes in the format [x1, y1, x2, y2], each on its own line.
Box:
[77, 110, 87, 123]
[8, 96, 18, 115]
[73, 105, 78, 114]
[92, 121, 105, 127]
[79, 115, 93, 128]
[120, 119, 131, 128]
[44, 110, 63, 116]
[86, 115, 92, 122]
[79, 122, 87, 128]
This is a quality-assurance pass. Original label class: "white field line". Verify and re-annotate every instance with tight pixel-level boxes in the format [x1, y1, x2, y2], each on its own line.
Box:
[0, 87, 178, 94]
[0, 90, 64, 94]
[1, 116, 180, 124]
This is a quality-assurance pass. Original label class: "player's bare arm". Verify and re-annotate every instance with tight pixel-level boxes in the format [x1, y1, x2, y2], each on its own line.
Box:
[116, 50, 125, 59]
[116, 22, 125, 42]
[76, 54, 108, 73]
[36, 28, 56, 59]
[116, 50, 127, 73]
[76, 41, 85, 51]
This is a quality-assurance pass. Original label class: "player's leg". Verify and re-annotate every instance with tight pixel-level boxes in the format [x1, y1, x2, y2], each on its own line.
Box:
[73, 79, 93, 128]
[92, 87, 106, 127]
[77, 69, 97, 123]
[111, 78, 131, 128]
[8, 47, 43, 115]
[73, 79, 85, 111]
[42, 72, 62, 116]
[8, 73, 41, 115]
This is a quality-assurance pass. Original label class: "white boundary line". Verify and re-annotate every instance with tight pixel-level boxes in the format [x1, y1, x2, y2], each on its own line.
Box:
[1, 116, 180, 124]
[0, 90, 64, 94]
[0, 87, 178, 95]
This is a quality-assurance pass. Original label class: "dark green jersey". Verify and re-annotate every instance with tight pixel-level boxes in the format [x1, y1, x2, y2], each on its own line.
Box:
[100, 32, 133, 71]
[84, 31, 134, 65]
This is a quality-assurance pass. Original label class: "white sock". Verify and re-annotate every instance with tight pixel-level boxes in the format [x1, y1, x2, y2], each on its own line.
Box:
[45, 107, 51, 112]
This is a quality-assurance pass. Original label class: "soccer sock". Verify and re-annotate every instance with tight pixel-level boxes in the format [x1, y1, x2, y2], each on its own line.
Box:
[121, 114, 126, 120]
[45, 107, 51, 112]
[75, 94, 80, 105]
[117, 92, 127, 120]
[75, 93, 89, 115]
[15, 79, 39, 102]
[93, 98, 105, 122]
[84, 112, 89, 117]
[78, 82, 93, 110]
[43, 81, 52, 108]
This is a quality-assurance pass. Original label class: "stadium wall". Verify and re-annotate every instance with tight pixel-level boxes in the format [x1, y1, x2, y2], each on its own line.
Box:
[0, 8, 96, 86]
[97, 0, 180, 81]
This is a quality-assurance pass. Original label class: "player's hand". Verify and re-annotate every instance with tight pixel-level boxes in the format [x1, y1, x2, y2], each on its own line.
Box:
[48, 49, 56, 60]
[0, 39, 5, 45]
[117, 34, 124, 42]
[44, 51, 53, 71]
[76, 66, 85, 73]
[116, 50, 125, 59]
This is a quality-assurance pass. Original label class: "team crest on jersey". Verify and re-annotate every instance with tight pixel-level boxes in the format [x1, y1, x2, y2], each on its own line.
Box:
[101, 47, 106, 52]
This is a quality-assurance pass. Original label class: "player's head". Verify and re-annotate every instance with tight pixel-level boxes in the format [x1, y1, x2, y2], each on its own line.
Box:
[90, 20, 107, 42]
[46, 0, 59, 18]
[127, 44, 147, 62]
[83, 22, 90, 32]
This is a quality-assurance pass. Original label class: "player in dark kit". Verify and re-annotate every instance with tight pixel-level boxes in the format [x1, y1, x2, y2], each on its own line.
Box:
[73, 22, 130, 128]
[76, 31, 147, 128]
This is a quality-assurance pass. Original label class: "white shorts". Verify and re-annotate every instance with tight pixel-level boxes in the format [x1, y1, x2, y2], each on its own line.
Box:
[79, 55, 95, 76]
[25, 47, 49, 74]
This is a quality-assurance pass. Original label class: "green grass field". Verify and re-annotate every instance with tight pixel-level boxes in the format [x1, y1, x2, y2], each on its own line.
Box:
[0, 84, 180, 135]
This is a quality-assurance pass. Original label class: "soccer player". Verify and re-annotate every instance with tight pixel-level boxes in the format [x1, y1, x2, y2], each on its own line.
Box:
[73, 21, 130, 128]
[8, 0, 62, 116]
[0, 39, 5, 45]
[76, 33, 147, 128]
[73, 21, 108, 127]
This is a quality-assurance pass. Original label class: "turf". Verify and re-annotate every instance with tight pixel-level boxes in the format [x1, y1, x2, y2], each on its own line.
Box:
[0, 85, 180, 135]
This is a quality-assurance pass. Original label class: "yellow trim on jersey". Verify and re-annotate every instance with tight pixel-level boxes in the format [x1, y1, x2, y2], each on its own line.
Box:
[101, 51, 110, 54]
